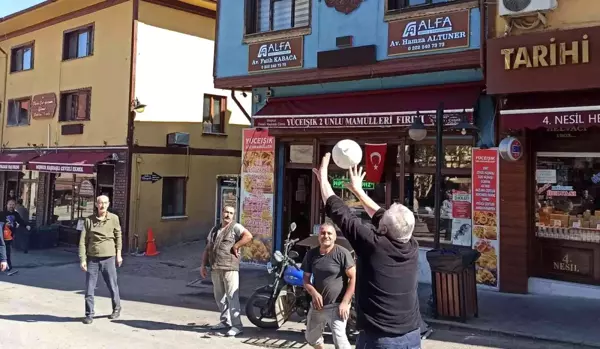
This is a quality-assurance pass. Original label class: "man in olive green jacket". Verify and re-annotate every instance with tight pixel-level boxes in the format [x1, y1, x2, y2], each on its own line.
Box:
[79, 195, 123, 324]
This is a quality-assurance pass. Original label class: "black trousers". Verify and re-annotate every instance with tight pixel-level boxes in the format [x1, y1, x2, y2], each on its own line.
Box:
[85, 256, 121, 317]
[5, 240, 12, 270]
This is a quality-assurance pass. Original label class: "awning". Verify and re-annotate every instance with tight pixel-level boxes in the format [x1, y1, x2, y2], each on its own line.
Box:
[254, 84, 482, 129]
[27, 151, 113, 174]
[0, 152, 39, 171]
[500, 105, 600, 130]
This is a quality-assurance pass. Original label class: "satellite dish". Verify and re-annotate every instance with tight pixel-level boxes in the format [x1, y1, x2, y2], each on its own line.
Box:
[503, 0, 532, 12]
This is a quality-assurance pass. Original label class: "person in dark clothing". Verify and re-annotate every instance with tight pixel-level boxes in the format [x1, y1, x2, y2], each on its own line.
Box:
[313, 153, 421, 349]
[1, 199, 31, 273]
[0, 233, 7, 272]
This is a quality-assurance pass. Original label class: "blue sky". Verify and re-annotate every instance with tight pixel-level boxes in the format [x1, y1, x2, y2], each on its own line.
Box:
[0, 0, 45, 18]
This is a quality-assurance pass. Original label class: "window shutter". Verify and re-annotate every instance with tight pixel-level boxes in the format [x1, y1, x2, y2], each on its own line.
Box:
[273, 0, 293, 31]
[244, 0, 258, 34]
[294, 0, 310, 27]
[257, 0, 271, 32]
[76, 92, 89, 120]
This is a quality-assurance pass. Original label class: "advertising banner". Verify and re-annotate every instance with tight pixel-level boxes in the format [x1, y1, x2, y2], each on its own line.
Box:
[472, 148, 500, 289]
[240, 128, 275, 264]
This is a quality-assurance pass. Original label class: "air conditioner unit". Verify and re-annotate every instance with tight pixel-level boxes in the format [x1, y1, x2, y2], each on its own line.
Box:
[166, 132, 190, 147]
[499, 0, 557, 17]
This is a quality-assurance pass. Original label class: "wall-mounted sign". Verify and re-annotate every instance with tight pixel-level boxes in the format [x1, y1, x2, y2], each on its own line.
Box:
[78, 179, 95, 197]
[498, 136, 523, 161]
[487, 26, 600, 94]
[501, 107, 600, 130]
[325, 0, 364, 14]
[31, 93, 57, 119]
[254, 111, 472, 129]
[331, 178, 375, 190]
[140, 172, 162, 183]
[248, 37, 303, 73]
[388, 9, 470, 56]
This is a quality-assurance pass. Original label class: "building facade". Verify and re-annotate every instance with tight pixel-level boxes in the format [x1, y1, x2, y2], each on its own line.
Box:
[0, 0, 250, 251]
[487, 0, 600, 298]
[215, 0, 498, 280]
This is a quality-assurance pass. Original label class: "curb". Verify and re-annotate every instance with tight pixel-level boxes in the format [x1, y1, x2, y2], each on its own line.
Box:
[424, 317, 600, 348]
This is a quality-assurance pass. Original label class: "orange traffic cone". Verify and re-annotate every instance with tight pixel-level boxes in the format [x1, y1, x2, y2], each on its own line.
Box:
[145, 228, 160, 256]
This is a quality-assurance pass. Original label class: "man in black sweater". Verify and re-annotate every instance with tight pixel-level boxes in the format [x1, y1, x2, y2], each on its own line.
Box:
[313, 153, 421, 349]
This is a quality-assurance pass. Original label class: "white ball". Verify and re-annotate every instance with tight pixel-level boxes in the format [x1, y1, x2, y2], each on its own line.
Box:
[332, 139, 362, 169]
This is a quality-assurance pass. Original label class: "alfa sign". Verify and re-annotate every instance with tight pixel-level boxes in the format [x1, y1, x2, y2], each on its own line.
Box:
[248, 37, 303, 73]
[388, 10, 470, 56]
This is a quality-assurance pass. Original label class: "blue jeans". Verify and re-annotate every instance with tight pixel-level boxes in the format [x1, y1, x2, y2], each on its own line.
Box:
[356, 329, 421, 349]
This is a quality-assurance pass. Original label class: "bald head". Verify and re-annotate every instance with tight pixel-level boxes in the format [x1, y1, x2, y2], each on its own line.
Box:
[96, 195, 110, 216]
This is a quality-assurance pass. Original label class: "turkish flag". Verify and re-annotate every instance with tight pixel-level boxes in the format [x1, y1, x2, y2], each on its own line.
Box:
[365, 143, 387, 183]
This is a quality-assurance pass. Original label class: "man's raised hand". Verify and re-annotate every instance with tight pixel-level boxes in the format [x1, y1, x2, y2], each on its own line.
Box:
[312, 152, 331, 183]
[345, 165, 366, 194]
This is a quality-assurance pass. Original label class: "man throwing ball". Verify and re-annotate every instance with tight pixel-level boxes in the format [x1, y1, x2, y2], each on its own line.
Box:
[313, 152, 422, 349]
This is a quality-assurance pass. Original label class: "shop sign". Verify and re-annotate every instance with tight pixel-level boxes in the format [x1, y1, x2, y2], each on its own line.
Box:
[78, 180, 95, 197]
[28, 163, 92, 174]
[536, 169, 556, 184]
[545, 249, 592, 277]
[547, 185, 577, 197]
[553, 254, 581, 273]
[471, 148, 500, 290]
[248, 37, 303, 73]
[388, 9, 470, 56]
[31, 93, 57, 119]
[253, 111, 472, 129]
[498, 136, 523, 161]
[331, 178, 375, 190]
[0, 163, 21, 170]
[501, 108, 600, 130]
[487, 26, 600, 94]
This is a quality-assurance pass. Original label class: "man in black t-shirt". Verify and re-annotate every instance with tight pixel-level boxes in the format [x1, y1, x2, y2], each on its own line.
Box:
[314, 153, 422, 349]
[301, 222, 355, 349]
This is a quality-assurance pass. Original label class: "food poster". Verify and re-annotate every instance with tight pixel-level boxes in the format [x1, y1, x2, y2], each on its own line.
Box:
[451, 191, 472, 246]
[240, 128, 275, 265]
[472, 148, 500, 289]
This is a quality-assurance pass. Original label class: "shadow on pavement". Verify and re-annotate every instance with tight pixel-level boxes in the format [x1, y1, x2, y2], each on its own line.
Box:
[0, 314, 109, 323]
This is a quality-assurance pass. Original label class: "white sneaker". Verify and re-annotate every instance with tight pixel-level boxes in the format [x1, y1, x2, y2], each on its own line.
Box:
[226, 327, 243, 337]
[210, 323, 229, 330]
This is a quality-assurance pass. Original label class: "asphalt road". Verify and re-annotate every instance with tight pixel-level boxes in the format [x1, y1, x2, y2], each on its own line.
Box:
[0, 264, 584, 349]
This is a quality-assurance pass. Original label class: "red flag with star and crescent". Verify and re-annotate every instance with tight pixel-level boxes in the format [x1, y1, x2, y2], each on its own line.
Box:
[365, 143, 387, 183]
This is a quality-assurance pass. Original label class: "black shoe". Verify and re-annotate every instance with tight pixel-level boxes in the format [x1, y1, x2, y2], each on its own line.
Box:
[83, 317, 93, 324]
[108, 310, 120, 320]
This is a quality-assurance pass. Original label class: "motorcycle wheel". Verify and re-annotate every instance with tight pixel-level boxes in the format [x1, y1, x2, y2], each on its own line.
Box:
[245, 290, 280, 329]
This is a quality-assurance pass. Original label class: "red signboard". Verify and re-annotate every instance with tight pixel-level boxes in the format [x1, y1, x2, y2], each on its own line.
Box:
[253, 111, 472, 129]
[501, 107, 600, 130]
[27, 163, 94, 174]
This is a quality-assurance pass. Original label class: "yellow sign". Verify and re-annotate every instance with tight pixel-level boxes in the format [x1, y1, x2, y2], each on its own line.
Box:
[501, 35, 589, 70]
[553, 254, 580, 273]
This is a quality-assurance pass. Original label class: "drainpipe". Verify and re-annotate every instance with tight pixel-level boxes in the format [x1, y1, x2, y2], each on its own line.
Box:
[231, 89, 252, 123]
[0, 46, 8, 152]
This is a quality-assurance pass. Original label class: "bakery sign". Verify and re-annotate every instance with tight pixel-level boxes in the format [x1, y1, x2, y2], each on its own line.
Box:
[253, 111, 473, 129]
[31, 93, 57, 119]
[248, 37, 303, 73]
[388, 9, 470, 56]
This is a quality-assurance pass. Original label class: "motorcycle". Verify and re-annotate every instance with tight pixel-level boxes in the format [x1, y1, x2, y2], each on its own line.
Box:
[245, 222, 358, 338]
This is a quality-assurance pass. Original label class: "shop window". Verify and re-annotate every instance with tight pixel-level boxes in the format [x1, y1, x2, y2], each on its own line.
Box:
[162, 177, 187, 217]
[11, 43, 34, 72]
[59, 89, 91, 121]
[18, 171, 39, 221]
[203, 94, 226, 134]
[7, 98, 31, 126]
[245, 0, 310, 35]
[53, 173, 96, 225]
[400, 144, 472, 169]
[289, 144, 313, 164]
[387, 0, 455, 12]
[63, 24, 94, 60]
[536, 153, 600, 237]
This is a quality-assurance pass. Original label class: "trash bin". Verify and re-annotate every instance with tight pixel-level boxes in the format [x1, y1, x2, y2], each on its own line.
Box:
[426, 247, 480, 322]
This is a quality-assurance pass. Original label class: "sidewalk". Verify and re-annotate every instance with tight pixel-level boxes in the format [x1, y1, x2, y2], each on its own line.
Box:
[10, 247, 79, 268]
[418, 283, 600, 347]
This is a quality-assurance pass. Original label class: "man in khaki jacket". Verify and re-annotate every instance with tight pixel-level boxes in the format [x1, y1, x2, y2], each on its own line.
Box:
[79, 195, 123, 324]
[201, 205, 252, 337]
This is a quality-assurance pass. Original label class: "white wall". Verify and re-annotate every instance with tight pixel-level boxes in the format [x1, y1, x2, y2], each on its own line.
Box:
[134, 22, 251, 126]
